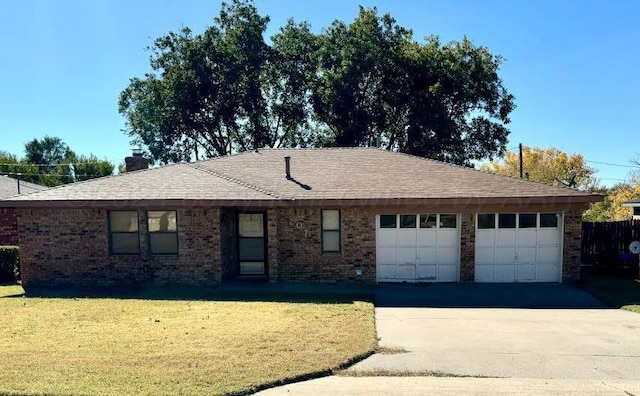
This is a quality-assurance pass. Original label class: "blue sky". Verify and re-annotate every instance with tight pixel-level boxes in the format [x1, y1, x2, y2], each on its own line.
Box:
[1, 0, 638, 185]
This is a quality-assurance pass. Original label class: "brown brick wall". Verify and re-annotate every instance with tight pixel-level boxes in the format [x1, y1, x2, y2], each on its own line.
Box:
[17, 208, 221, 288]
[0, 208, 18, 246]
[562, 208, 583, 283]
[276, 207, 376, 283]
[459, 213, 475, 282]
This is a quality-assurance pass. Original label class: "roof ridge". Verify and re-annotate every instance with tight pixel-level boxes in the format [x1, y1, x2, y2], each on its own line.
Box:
[188, 163, 286, 199]
[383, 148, 597, 195]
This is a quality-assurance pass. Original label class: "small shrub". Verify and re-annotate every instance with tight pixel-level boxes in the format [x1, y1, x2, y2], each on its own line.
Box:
[0, 246, 19, 282]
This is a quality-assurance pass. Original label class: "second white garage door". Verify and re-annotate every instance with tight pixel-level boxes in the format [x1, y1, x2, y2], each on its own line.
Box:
[377, 214, 460, 282]
[475, 213, 562, 282]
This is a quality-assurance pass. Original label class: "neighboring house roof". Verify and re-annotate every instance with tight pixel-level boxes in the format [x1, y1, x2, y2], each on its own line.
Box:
[1, 148, 602, 208]
[0, 175, 48, 199]
[622, 198, 640, 206]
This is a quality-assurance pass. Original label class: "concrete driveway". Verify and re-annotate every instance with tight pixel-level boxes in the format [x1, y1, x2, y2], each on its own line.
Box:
[349, 284, 640, 380]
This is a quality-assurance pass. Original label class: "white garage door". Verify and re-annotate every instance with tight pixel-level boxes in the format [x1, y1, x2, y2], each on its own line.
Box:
[475, 213, 562, 282]
[377, 214, 460, 282]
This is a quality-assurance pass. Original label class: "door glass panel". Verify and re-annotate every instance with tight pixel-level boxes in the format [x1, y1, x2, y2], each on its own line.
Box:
[239, 213, 264, 237]
[240, 262, 265, 275]
[440, 214, 457, 228]
[322, 210, 340, 230]
[239, 238, 264, 261]
[380, 215, 397, 228]
[498, 214, 516, 228]
[518, 213, 537, 228]
[478, 214, 496, 229]
[419, 214, 437, 228]
[400, 215, 416, 228]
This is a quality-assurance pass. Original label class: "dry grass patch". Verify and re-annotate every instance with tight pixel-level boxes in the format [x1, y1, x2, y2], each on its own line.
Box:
[0, 285, 376, 396]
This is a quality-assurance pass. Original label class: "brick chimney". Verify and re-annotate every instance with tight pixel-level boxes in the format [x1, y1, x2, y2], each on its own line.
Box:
[124, 147, 149, 172]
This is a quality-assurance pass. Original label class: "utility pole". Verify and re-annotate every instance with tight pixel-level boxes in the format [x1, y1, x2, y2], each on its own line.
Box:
[519, 143, 523, 179]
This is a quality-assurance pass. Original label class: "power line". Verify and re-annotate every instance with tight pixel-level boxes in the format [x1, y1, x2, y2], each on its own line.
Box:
[0, 171, 98, 178]
[585, 160, 640, 168]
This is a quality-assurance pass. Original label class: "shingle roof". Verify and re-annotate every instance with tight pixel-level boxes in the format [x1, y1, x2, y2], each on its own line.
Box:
[0, 176, 47, 199]
[2, 148, 602, 207]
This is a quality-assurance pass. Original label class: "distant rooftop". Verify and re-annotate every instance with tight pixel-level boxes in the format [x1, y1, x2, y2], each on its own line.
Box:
[0, 175, 48, 199]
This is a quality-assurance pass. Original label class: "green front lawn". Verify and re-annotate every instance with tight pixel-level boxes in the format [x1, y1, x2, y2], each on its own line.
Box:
[0, 285, 376, 396]
[580, 275, 640, 313]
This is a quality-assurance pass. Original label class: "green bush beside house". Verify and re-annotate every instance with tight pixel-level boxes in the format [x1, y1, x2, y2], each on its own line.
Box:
[0, 246, 19, 282]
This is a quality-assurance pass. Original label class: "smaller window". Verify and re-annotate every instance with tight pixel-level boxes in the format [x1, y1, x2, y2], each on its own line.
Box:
[380, 214, 397, 228]
[540, 213, 559, 228]
[148, 211, 178, 255]
[439, 214, 457, 229]
[400, 215, 416, 228]
[322, 210, 340, 253]
[498, 214, 516, 229]
[633, 207, 640, 216]
[109, 211, 140, 255]
[420, 214, 437, 228]
[478, 213, 496, 229]
[519, 213, 537, 228]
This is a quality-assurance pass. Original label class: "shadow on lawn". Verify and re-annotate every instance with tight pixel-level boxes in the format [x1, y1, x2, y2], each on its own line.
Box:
[10, 283, 373, 304]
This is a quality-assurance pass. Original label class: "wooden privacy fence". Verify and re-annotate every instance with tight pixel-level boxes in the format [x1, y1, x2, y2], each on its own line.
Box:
[582, 220, 640, 273]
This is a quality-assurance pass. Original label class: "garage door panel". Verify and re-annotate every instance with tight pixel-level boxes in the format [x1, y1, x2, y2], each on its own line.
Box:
[377, 229, 397, 246]
[496, 247, 516, 264]
[397, 247, 416, 265]
[417, 247, 436, 264]
[537, 264, 559, 281]
[377, 247, 397, 265]
[496, 230, 516, 246]
[417, 230, 437, 246]
[378, 264, 397, 280]
[438, 265, 457, 282]
[516, 264, 536, 281]
[517, 247, 537, 264]
[494, 264, 515, 282]
[476, 230, 495, 247]
[538, 229, 559, 245]
[475, 264, 494, 282]
[438, 247, 458, 265]
[437, 230, 458, 246]
[397, 230, 417, 246]
[417, 264, 437, 281]
[397, 264, 416, 279]
[538, 246, 560, 263]
[476, 247, 495, 265]
[518, 230, 537, 247]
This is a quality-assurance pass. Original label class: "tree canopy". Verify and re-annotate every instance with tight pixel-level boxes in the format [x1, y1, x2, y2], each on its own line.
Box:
[119, 0, 515, 165]
[0, 137, 114, 187]
[480, 146, 599, 190]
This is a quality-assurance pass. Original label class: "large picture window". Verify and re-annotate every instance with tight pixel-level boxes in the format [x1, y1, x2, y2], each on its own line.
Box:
[109, 211, 140, 255]
[148, 211, 178, 255]
[322, 210, 340, 253]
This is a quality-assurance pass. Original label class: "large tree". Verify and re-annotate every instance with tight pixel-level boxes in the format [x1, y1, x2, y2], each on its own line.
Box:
[119, 0, 319, 164]
[480, 147, 599, 190]
[313, 8, 514, 164]
[119, 1, 514, 165]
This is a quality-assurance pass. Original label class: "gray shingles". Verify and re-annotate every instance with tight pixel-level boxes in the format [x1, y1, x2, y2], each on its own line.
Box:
[0, 176, 47, 199]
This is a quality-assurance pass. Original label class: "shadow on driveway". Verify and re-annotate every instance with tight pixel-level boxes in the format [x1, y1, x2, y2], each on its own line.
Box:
[374, 283, 607, 309]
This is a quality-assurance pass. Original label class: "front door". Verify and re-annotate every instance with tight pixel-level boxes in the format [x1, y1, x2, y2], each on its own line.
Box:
[237, 212, 267, 276]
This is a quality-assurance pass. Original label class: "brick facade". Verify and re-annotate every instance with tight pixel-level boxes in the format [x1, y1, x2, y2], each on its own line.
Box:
[0, 208, 18, 246]
[562, 208, 583, 283]
[17, 205, 585, 288]
[18, 208, 221, 288]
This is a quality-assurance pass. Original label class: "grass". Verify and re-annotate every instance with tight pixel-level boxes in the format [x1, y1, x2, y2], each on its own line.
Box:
[336, 369, 495, 378]
[0, 284, 377, 396]
[580, 275, 640, 313]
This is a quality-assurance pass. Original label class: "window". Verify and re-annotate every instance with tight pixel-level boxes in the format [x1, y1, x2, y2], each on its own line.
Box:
[478, 213, 496, 229]
[540, 213, 559, 228]
[148, 211, 178, 255]
[634, 207, 640, 216]
[440, 214, 457, 228]
[400, 215, 416, 228]
[498, 213, 516, 228]
[420, 214, 437, 228]
[109, 211, 140, 255]
[322, 210, 340, 253]
[380, 214, 397, 228]
[519, 213, 537, 228]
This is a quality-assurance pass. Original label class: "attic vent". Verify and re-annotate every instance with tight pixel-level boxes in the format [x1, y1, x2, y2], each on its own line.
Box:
[284, 156, 291, 180]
